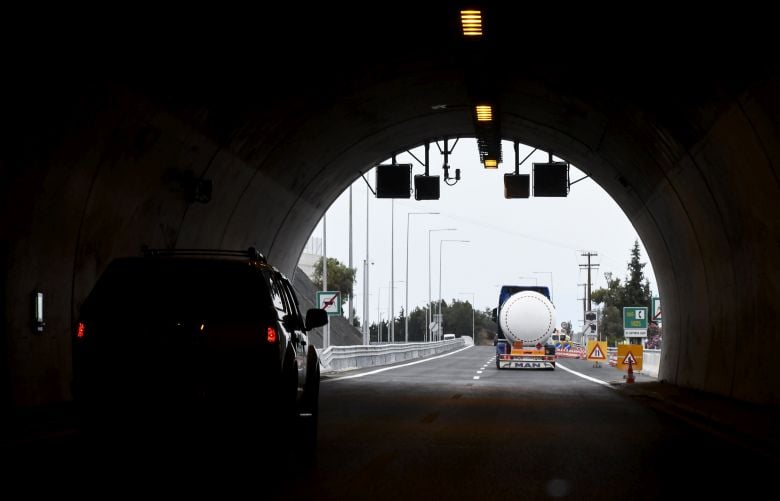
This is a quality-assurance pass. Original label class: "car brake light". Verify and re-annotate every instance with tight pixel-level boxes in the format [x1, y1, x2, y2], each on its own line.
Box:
[266, 326, 277, 343]
[76, 322, 86, 339]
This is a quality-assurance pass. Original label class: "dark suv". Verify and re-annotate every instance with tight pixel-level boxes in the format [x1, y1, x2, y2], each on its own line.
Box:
[72, 248, 328, 445]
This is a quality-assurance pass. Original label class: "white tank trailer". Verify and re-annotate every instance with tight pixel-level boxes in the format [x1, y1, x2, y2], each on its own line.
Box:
[494, 287, 557, 369]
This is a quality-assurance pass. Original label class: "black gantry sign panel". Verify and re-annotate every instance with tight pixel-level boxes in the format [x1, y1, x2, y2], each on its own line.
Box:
[533, 162, 569, 197]
[414, 175, 440, 200]
[504, 173, 530, 199]
[376, 164, 412, 198]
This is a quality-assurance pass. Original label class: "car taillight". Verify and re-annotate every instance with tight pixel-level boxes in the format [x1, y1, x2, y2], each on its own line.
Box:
[266, 326, 277, 343]
[76, 321, 86, 339]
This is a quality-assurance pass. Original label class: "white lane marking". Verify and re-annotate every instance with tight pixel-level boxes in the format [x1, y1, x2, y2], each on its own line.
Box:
[325, 345, 474, 381]
[477, 370, 483, 374]
[473, 376, 480, 380]
[556, 362, 613, 388]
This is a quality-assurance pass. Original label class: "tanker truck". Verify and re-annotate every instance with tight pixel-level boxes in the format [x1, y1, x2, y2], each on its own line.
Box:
[492, 285, 557, 369]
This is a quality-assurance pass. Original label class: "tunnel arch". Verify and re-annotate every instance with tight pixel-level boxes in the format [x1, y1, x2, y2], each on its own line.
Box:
[2, 11, 779, 406]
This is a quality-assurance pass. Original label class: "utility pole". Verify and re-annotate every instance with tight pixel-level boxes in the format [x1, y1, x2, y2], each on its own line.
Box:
[579, 251, 599, 312]
[578, 283, 588, 327]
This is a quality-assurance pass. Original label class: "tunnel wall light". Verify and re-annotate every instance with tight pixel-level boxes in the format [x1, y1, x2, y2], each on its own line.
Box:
[460, 10, 483, 36]
[33, 290, 45, 333]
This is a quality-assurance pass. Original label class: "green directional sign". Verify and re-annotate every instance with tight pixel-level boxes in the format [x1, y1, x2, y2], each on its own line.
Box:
[623, 307, 648, 330]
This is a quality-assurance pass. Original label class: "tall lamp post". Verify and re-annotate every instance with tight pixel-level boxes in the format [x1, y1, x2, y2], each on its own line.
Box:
[459, 292, 475, 341]
[533, 271, 554, 302]
[406, 212, 438, 343]
[439, 239, 469, 341]
[428, 228, 456, 342]
[379, 283, 402, 343]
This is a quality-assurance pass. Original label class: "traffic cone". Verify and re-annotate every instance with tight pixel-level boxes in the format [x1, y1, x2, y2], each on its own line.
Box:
[626, 358, 635, 384]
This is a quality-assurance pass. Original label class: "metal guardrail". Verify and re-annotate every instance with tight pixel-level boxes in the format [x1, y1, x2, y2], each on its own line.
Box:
[318, 338, 469, 373]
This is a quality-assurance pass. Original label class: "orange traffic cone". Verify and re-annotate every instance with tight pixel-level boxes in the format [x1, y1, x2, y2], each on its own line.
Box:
[626, 358, 635, 384]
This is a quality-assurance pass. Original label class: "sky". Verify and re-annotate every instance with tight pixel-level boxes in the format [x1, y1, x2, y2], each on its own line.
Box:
[301, 139, 657, 332]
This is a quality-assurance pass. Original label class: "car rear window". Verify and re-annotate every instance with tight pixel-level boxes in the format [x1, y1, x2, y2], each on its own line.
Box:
[81, 258, 272, 322]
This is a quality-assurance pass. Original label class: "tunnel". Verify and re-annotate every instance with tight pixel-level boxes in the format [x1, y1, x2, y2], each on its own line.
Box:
[1, 5, 779, 408]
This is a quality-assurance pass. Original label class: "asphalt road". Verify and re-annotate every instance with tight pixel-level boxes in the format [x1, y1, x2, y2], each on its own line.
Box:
[6, 346, 776, 499]
[285, 346, 772, 500]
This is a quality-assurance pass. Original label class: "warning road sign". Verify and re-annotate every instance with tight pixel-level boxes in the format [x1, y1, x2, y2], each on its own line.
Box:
[587, 340, 607, 361]
[617, 344, 643, 371]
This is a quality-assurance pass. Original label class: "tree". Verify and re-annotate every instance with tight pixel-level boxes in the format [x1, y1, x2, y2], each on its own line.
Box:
[313, 257, 356, 306]
[590, 240, 653, 345]
[623, 240, 652, 308]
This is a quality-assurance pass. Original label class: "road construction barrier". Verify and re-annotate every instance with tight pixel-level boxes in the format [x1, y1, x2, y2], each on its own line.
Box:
[555, 343, 586, 359]
[607, 347, 661, 376]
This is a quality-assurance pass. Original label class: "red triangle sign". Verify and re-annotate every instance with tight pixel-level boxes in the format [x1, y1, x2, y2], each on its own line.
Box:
[623, 352, 637, 365]
[588, 345, 606, 359]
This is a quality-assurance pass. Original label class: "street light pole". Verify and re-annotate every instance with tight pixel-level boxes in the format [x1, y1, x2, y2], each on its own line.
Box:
[390, 199, 394, 343]
[428, 228, 456, 342]
[533, 271, 554, 302]
[439, 239, 469, 341]
[363, 181, 370, 344]
[459, 292, 475, 341]
[406, 212, 438, 343]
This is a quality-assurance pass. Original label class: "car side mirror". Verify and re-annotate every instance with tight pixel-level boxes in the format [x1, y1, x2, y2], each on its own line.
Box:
[491, 308, 497, 322]
[305, 308, 328, 330]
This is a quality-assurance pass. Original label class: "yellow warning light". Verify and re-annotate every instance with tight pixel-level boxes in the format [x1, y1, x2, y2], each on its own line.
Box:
[460, 10, 483, 37]
[484, 158, 498, 168]
[475, 105, 493, 122]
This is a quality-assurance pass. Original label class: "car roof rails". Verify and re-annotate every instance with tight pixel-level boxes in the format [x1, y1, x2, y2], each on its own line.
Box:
[141, 246, 267, 263]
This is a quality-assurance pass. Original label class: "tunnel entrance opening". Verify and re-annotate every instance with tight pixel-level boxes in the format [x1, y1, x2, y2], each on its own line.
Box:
[297, 138, 659, 358]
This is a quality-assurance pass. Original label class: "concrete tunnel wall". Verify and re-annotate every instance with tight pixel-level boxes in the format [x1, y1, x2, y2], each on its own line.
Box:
[1, 25, 779, 407]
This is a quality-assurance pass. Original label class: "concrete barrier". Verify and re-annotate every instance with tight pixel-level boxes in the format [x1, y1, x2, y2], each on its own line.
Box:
[642, 349, 661, 378]
[318, 339, 466, 373]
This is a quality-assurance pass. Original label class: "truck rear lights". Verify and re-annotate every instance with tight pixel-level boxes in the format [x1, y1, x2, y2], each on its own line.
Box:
[76, 322, 86, 339]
